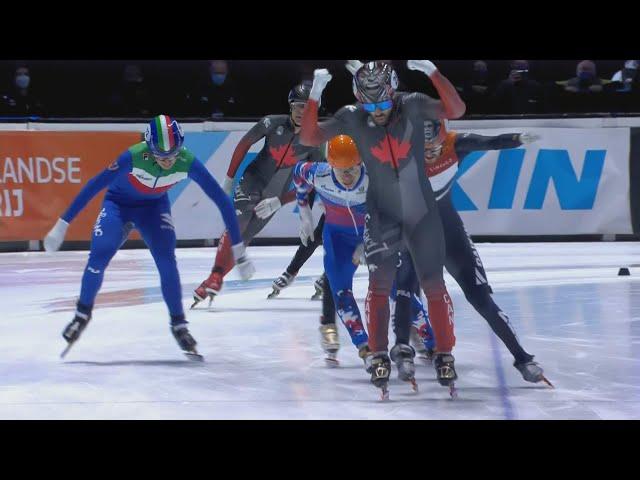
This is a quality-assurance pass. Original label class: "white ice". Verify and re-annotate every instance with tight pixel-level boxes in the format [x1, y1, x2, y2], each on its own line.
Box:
[1, 242, 640, 419]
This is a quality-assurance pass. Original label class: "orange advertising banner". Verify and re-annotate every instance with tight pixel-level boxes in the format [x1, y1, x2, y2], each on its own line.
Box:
[0, 131, 142, 241]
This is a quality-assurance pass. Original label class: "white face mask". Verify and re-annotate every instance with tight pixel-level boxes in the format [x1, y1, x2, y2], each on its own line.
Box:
[16, 74, 30, 89]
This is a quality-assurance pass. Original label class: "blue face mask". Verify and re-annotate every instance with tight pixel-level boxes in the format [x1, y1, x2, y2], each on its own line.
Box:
[211, 73, 227, 86]
[578, 71, 594, 81]
[15, 74, 30, 89]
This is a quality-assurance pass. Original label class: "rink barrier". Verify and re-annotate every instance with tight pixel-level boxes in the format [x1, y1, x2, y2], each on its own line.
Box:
[1, 118, 639, 250]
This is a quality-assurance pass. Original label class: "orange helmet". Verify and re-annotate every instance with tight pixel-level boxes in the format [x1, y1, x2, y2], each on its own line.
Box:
[327, 135, 361, 169]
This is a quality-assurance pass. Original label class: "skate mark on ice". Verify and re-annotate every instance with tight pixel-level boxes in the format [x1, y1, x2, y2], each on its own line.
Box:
[490, 332, 515, 420]
[64, 360, 205, 368]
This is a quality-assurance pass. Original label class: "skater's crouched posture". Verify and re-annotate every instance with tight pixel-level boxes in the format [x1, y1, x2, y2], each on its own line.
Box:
[43, 115, 254, 359]
[192, 84, 325, 307]
[293, 135, 371, 367]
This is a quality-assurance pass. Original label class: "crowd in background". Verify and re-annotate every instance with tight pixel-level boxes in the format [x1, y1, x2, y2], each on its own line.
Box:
[1, 59, 639, 119]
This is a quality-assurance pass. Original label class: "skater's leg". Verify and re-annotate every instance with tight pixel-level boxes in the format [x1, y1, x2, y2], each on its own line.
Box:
[286, 214, 325, 275]
[63, 200, 127, 346]
[323, 227, 368, 350]
[195, 182, 269, 303]
[363, 213, 402, 355]
[134, 200, 200, 355]
[404, 208, 455, 355]
[321, 273, 336, 325]
[439, 195, 533, 364]
[134, 198, 184, 325]
[392, 249, 417, 346]
[79, 200, 127, 310]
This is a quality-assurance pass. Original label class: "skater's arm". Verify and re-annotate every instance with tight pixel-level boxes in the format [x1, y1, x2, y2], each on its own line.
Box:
[189, 160, 242, 245]
[279, 188, 298, 206]
[293, 161, 318, 206]
[300, 69, 351, 146]
[407, 60, 466, 119]
[455, 132, 540, 158]
[225, 117, 269, 179]
[300, 101, 352, 146]
[61, 151, 132, 223]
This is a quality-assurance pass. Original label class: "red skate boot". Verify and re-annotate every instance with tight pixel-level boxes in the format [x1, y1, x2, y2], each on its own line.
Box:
[191, 271, 223, 308]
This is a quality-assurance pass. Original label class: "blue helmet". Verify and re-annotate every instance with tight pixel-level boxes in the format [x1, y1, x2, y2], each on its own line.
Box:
[145, 115, 185, 158]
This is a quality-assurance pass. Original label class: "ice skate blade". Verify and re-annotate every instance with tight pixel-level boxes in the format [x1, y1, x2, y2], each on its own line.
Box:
[405, 378, 419, 393]
[267, 289, 280, 299]
[324, 357, 339, 368]
[184, 352, 204, 362]
[379, 385, 390, 401]
[311, 293, 322, 301]
[60, 342, 75, 359]
[542, 375, 554, 389]
[449, 383, 458, 399]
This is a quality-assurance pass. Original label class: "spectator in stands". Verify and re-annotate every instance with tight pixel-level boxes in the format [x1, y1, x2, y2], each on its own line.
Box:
[0, 65, 45, 116]
[187, 60, 241, 118]
[492, 60, 544, 114]
[109, 64, 153, 116]
[457, 60, 493, 114]
[611, 60, 639, 92]
[560, 60, 606, 93]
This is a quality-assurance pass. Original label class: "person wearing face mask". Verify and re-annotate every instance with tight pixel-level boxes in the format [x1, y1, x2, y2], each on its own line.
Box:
[1, 66, 45, 116]
[189, 60, 241, 118]
[192, 84, 325, 307]
[611, 60, 639, 92]
[109, 64, 152, 116]
[43, 115, 254, 359]
[563, 60, 605, 93]
[493, 60, 544, 114]
[457, 60, 494, 114]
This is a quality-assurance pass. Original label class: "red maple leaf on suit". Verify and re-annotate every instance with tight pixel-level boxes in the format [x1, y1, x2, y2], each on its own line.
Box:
[270, 144, 298, 168]
[370, 136, 411, 167]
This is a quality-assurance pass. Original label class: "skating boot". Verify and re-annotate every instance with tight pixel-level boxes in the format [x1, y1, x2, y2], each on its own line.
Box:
[171, 323, 203, 361]
[434, 353, 458, 399]
[358, 344, 373, 372]
[311, 276, 324, 300]
[410, 326, 434, 363]
[60, 309, 91, 358]
[390, 343, 418, 392]
[268, 271, 296, 299]
[514, 359, 553, 387]
[191, 271, 223, 308]
[370, 353, 391, 400]
[319, 323, 340, 367]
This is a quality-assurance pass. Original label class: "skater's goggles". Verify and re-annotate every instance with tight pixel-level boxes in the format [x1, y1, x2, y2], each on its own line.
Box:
[362, 99, 393, 112]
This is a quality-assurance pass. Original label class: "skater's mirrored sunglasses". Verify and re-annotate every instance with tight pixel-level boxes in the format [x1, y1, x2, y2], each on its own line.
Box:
[362, 100, 393, 112]
[290, 102, 307, 110]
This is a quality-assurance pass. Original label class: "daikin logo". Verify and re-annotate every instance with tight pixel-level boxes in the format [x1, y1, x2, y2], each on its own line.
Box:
[452, 149, 606, 211]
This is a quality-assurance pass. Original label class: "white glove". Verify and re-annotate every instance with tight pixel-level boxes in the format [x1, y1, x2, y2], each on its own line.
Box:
[254, 197, 282, 220]
[407, 60, 438, 77]
[310, 69, 332, 102]
[352, 243, 365, 266]
[519, 132, 541, 145]
[299, 205, 315, 247]
[222, 176, 234, 196]
[231, 243, 255, 281]
[43, 218, 69, 252]
[345, 60, 364, 76]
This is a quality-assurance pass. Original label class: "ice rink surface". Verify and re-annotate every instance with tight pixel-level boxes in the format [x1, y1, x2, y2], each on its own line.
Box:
[1, 242, 639, 420]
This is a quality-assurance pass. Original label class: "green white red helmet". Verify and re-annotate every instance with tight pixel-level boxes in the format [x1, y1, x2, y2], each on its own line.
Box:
[145, 115, 185, 158]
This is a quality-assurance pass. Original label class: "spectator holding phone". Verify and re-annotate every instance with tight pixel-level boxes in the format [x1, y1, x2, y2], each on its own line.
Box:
[493, 60, 544, 114]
